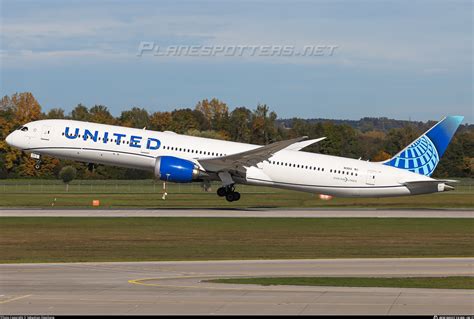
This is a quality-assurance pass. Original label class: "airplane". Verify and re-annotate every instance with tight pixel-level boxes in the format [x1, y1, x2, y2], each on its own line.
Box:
[5, 115, 464, 202]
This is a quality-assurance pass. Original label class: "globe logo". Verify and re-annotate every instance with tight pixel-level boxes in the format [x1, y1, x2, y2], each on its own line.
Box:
[385, 135, 439, 176]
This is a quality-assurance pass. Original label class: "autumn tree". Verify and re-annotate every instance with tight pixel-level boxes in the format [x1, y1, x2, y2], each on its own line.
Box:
[372, 150, 392, 162]
[71, 104, 90, 121]
[10, 92, 42, 125]
[46, 108, 66, 119]
[170, 109, 200, 133]
[195, 98, 229, 131]
[149, 111, 172, 131]
[251, 104, 278, 144]
[89, 105, 116, 124]
[229, 107, 252, 143]
[0, 92, 45, 177]
[120, 107, 150, 128]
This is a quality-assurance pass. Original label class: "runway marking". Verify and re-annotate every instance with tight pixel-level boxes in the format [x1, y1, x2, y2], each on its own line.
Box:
[128, 275, 334, 292]
[0, 294, 32, 304]
[387, 291, 402, 315]
[128, 275, 474, 292]
[129, 275, 259, 291]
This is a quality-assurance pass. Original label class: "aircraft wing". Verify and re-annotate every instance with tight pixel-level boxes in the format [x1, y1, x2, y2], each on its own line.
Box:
[198, 136, 308, 172]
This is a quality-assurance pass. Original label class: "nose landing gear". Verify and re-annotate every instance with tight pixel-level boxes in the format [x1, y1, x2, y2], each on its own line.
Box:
[31, 153, 42, 170]
[34, 161, 42, 170]
[217, 184, 241, 202]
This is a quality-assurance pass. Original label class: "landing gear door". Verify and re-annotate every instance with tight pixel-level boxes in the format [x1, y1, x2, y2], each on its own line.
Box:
[41, 126, 52, 141]
[366, 170, 377, 185]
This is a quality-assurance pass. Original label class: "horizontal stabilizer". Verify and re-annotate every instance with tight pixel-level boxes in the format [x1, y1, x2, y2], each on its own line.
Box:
[403, 179, 458, 195]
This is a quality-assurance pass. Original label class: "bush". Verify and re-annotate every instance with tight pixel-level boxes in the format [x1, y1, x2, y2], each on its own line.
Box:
[59, 166, 76, 191]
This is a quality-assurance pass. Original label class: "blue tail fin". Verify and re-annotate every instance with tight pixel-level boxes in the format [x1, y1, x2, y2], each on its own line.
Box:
[383, 116, 464, 176]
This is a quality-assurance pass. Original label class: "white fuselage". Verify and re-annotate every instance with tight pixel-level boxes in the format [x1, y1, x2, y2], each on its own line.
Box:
[6, 119, 438, 197]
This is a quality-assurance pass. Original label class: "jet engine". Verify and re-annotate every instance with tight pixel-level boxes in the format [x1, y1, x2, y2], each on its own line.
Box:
[154, 156, 205, 183]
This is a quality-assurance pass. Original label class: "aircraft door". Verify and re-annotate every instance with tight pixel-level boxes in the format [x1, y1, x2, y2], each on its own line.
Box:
[366, 170, 378, 185]
[41, 125, 52, 141]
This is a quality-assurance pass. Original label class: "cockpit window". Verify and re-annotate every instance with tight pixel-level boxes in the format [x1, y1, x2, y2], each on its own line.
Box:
[20, 127, 29, 132]
[16, 126, 24, 130]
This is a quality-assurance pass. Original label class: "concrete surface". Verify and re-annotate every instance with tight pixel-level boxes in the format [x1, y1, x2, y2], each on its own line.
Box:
[1, 208, 473, 218]
[1, 258, 473, 315]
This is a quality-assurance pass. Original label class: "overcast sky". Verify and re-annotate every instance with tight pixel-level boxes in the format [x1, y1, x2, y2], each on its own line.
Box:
[1, 0, 472, 122]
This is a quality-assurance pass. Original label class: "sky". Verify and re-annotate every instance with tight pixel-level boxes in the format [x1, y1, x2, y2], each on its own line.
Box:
[1, 0, 472, 122]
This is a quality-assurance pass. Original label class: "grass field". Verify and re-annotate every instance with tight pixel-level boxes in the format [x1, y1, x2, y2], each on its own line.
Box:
[0, 179, 473, 208]
[206, 276, 474, 289]
[0, 217, 472, 263]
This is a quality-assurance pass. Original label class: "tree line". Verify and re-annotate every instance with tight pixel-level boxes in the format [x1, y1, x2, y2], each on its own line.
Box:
[0, 92, 472, 179]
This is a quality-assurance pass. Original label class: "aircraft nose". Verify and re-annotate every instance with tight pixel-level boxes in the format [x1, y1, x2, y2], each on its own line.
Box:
[5, 131, 22, 149]
[5, 132, 13, 146]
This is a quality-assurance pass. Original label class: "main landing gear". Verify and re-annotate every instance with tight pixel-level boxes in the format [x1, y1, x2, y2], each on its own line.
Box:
[217, 184, 241, 202]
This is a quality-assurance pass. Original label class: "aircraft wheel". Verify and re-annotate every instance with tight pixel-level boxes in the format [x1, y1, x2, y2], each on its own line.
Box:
[217, 187, 227, 197]
[233, 191, 241, 201]
[225, 192, 235, 202]
[34, 162, 41, 170]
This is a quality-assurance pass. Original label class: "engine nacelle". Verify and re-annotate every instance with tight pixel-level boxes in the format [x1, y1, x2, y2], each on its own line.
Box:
[154, 156, 203, 183]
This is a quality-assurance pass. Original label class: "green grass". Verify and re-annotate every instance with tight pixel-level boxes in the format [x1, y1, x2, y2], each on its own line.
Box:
[0, 179, 473, 208]
[206, 276, 474, 289]
[0, 217, 472, 263]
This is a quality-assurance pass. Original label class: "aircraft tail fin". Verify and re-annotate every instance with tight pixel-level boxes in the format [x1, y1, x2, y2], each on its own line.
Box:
[382, 115, 464, 176]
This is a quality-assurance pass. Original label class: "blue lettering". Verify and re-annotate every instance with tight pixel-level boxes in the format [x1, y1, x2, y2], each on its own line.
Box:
[113, 133, 126, 145]
[65, 127, 79, 139]
[103, 132, 109, 143]
[146, 138, 161, 150]
[130, 135, 142, 148]
[83, 129, 98, 142]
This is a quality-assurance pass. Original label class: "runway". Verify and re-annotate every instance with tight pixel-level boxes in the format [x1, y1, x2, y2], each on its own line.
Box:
[1, 208, 473, 218]
[1, 258, 473, 315]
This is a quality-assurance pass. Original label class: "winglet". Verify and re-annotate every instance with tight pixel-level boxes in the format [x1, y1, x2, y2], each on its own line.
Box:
[285, 137, 327, 151]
